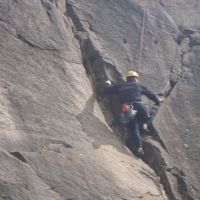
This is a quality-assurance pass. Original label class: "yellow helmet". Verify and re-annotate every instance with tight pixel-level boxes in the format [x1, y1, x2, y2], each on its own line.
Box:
[126, 70, 139, 78]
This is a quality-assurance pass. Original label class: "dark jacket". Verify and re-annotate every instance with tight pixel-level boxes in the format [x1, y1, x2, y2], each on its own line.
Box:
[104, 80, 160, 106]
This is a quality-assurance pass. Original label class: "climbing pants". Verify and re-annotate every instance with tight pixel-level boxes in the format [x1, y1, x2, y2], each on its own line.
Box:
[127, 117, 142, 148]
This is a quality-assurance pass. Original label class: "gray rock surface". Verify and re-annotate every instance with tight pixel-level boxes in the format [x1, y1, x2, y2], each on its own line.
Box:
[0, 0, 168, 200]
[0, 0, 200, 199]
[67, 0, 200, 199]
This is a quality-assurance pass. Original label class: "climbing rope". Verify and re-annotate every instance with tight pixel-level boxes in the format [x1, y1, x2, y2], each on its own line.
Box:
[137, 0, 146, 75]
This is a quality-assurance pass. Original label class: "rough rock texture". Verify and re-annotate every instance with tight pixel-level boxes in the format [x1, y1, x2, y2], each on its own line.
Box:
[66, 0, 200, 199]
[0, 0, 168, 200]
[0, 0, 199, 200]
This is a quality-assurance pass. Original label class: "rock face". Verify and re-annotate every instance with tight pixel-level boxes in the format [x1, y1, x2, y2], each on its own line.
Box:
[0, 0, 199, 200]
[0, 0, 167, 200]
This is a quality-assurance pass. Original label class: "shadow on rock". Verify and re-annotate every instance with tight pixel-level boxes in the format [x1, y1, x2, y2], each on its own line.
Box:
[76, 94, 127, 154]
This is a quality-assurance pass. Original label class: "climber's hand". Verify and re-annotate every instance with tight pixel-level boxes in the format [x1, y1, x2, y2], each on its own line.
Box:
[105, 80, 112, 86]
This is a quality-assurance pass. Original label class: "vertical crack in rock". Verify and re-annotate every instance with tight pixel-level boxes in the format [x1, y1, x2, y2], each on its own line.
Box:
[158, 46, 182, 101]
[157, 26, 198, 106]
[159, 27, 199, 102]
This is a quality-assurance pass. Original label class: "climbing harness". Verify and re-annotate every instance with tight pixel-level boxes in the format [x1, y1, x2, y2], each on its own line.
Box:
[120, 104, 137, 125]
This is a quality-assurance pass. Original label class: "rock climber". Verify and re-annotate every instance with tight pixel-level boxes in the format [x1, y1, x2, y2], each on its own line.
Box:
[104, 70, 160, 155]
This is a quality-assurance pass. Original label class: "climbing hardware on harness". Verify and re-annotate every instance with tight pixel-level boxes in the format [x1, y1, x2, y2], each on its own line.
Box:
[120, 104, 137, 125]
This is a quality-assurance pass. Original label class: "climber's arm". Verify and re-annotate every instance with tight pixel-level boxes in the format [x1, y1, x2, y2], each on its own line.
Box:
[104, 80, 119, 95]
[141, 85, 160, 106]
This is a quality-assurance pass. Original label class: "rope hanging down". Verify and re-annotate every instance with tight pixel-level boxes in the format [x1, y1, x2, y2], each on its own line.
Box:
[137, 1, 146, 75]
